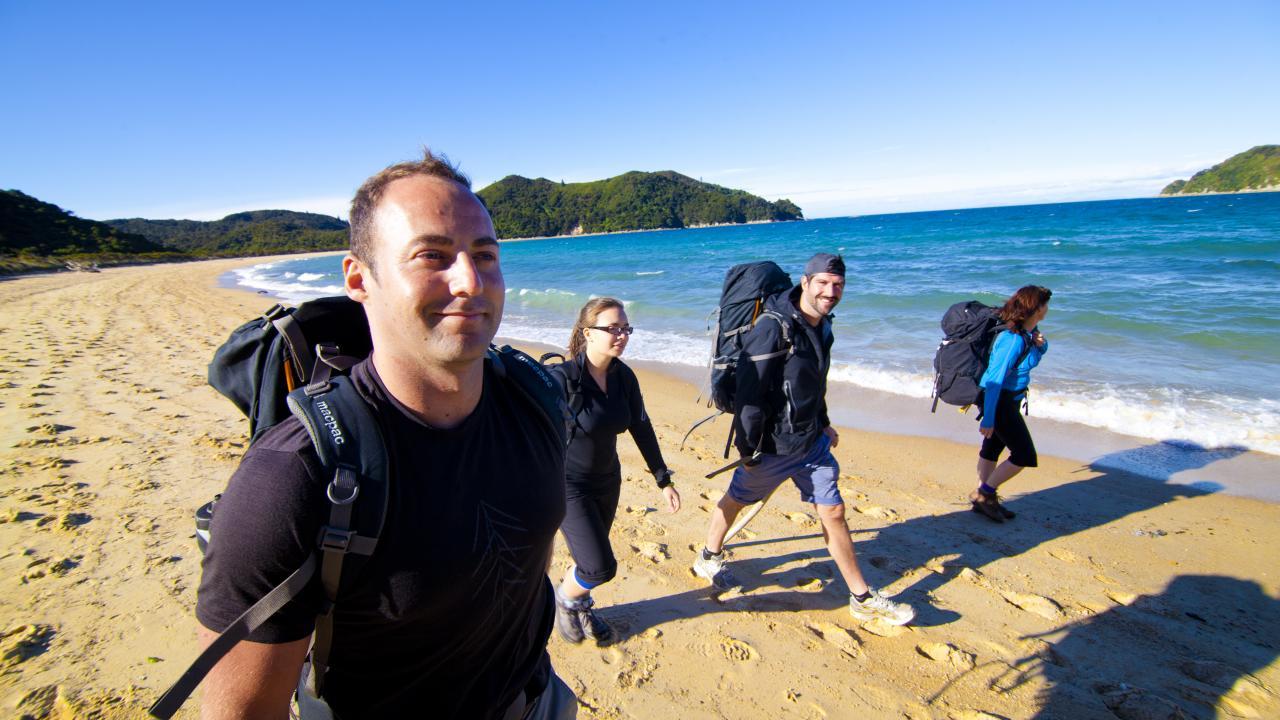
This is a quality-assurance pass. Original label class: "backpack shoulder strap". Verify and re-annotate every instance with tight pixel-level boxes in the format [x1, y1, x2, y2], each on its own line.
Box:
[491, 345, 571, 447]
[1009, 331, 1035, 378]
[746, 309, 794, 362]
[148, 375, 389, 719]
[286, 374, 389, 696]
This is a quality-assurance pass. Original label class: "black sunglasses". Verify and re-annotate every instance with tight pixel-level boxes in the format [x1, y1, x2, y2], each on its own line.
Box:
[589, 325, 634, 337]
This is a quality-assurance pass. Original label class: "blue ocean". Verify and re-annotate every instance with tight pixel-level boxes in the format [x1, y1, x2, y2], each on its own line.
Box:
[228, 192, 1280, 462]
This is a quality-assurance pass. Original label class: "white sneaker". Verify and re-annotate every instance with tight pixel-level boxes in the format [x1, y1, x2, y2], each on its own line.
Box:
[849, 588, 915, 626]
[693, 549, 741, 590]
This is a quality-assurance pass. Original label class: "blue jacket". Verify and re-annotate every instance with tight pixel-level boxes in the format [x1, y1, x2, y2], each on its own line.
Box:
[980, 329, 1048, 428]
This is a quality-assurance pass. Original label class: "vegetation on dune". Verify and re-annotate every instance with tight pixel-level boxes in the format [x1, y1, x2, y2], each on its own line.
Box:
[1, 190, 188, 273]
[1161, 145, 1280, 195]
[477, 170, 803, 238]
[106, 210, 349, 256]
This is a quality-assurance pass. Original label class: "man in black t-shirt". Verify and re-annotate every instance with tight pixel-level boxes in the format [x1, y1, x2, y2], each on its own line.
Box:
[194, 152, 573, 719]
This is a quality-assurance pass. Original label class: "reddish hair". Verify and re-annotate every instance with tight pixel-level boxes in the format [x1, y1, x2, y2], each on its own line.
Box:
[999, 285, 1052, 331]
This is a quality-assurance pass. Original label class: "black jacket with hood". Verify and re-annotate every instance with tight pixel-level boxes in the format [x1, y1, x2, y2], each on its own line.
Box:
[732, 285, 834, 458]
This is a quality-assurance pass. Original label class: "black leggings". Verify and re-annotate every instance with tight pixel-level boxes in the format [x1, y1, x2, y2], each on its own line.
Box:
[560, 473, 622, 588]
[979, 390, 1038, 468]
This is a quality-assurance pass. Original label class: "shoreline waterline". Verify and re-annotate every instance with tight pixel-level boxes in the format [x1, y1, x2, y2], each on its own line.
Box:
[216, 250, 1280, 504]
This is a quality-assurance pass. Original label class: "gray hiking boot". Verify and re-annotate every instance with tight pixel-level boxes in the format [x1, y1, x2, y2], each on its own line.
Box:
[577, 600, 616, 646]
[554, 591, 587, 644]
[693, 548, 741, 590]
[849, 588, 915, 626]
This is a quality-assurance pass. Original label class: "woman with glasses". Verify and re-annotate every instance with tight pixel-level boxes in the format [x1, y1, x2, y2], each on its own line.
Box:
[548, 297, 680, 646]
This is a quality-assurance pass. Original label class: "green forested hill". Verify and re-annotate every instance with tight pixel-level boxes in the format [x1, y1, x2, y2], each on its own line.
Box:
[107, 210, 349, 255]
[1, 190, 185, 272]
[1, 190, 169, 255]
[477, 171, 803, 238]
[1161, 145, 1280, 195]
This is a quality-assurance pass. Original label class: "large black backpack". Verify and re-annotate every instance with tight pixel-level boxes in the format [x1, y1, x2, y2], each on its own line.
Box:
[705, 261, 794, 413]
[151, 296, 566, 719]
[930, 300, 1030, 413]
[682, 262, 793, 472]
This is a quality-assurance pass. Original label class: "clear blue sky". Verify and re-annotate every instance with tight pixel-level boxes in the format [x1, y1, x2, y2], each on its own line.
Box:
[2, 1, 1276, 220]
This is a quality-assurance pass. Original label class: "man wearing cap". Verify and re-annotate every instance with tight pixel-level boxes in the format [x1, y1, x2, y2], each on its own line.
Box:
[692, 253, 915, 625]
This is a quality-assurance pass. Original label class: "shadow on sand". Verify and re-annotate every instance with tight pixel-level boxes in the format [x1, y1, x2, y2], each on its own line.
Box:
[604, 441, 1249, 644]
[1015, 574, 1280, 719]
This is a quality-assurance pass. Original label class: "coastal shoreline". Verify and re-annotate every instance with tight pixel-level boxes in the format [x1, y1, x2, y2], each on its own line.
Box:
[2, 257, 1276, 719]
[220, 252, 1280, 503]
[1158, 186, 1280, 198]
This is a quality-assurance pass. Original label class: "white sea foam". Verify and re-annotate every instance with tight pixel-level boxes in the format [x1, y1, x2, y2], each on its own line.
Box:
[232, 264, 341, 303]
[635, 271, 665, 276]
[498, 323, 708, 369]
[826, 361, 1280, 455]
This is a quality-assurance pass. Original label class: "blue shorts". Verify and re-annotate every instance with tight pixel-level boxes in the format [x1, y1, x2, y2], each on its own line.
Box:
[727, 433, 842, 506]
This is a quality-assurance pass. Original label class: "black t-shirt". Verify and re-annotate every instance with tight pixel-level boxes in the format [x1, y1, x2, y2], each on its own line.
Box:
[196, 358, 565, 719]
[553, 356, 665, 486]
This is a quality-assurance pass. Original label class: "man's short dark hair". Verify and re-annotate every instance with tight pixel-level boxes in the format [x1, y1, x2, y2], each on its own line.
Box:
[348, 149, 472, 270]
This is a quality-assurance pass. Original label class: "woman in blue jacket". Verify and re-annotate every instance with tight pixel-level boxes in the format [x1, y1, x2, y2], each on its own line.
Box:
[550, 297, 680, 645]
[972, 285, 1052, 523]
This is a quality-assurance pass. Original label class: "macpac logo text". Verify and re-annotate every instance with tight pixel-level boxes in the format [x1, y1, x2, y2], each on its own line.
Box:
[316, 401, 345, 445]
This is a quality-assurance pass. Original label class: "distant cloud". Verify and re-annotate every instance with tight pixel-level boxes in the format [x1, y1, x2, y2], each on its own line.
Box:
[761, 159, 1218, 218]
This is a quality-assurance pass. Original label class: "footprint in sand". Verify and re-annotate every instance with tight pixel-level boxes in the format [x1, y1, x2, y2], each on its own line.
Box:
[959, 567, 994, 589]
[854, 504, 899, 521]
[51, 512, 92, 532]
[0, 624, 56, 670]
[859, 619, 908, 637]
[1048, 548, 1086, 565]
[794, 576, 826, 593]
[867, 556, 910, 574]
[1095, 682, 1188, 719]
[999, 590, 1062, 620]
[718, 637, 758, 662]
[924, 555, 962, 575]
[807, 622, 860, 658]
[29, 423, 71, 435]
[1178, 660, 1275, 716]
[916, 641, 976, 670]
[784, 511, 816, 527]
[630, 542, 669, 563]
[1105, 589, 1140, 606]
[624, 505, 655, 518]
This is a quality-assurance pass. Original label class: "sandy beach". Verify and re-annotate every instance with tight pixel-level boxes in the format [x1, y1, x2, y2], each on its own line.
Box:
[1, 258, 1277, 720]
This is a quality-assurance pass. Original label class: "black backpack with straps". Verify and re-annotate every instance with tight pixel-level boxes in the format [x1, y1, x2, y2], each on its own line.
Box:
[151, 296, 567, 719]
[705, 261, 794, 414]
[681, 261, 795, 474]
[930, 300, 1032, 415]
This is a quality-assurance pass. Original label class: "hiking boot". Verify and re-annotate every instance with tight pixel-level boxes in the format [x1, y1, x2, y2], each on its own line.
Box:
[991, 494, 1016, 520]
[577, 602, 616, 646]
[693, 548, 741, 590]
[553, 591, 587, 644]
[849, 588, 915, 626]
[970, 492, 1004, 523]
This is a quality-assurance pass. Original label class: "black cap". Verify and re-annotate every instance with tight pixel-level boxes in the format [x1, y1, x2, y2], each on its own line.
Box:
[803, 252, 845, 277]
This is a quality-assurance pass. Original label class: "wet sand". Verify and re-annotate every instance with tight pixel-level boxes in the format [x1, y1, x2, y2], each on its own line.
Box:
[1, 258, 1277, 719]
